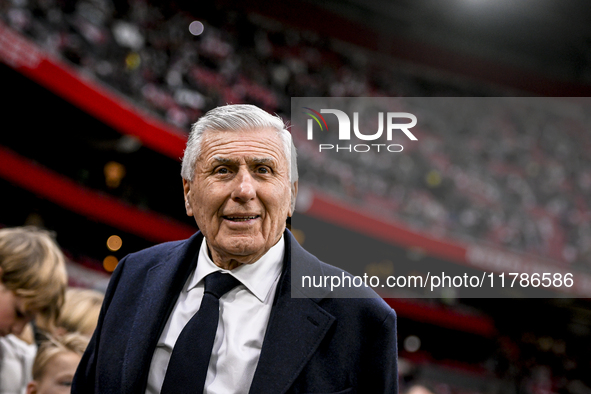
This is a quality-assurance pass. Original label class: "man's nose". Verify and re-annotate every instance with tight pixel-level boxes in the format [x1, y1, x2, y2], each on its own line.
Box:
[231, 169, 256, 202]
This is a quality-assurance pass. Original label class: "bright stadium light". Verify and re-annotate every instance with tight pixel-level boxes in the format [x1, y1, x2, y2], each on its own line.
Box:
[403, 335, 421, 353]
[189, 21, 204, 36]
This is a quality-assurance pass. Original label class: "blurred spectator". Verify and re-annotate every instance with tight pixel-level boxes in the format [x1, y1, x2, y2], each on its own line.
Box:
[0, 334, 36, 394]
[55, 288, 104, 337]
[0, 226, 68, 394]
[25, 333, 89, 394]
[405, 384, 437, 394]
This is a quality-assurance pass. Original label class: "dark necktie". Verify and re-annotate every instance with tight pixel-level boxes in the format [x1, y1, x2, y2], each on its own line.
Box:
[160, 271, 241, 394]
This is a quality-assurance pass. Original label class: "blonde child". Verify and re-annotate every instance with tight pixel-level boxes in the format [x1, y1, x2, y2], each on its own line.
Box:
[25, 333, 88, 394]
[0, 226, 68, 394]
[56, 288, 104, 337]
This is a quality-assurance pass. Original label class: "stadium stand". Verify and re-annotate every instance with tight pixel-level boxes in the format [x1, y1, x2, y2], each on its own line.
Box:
[3, 0, 591, 271]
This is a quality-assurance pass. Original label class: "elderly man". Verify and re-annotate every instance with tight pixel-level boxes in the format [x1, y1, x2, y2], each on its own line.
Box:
[73, 104, 398, 394]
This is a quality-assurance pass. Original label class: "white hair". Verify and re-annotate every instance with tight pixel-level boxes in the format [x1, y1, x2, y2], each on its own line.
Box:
[181, 104, 298, 210]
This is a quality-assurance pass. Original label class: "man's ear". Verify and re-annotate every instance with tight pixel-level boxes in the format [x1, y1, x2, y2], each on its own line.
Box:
[182, 179, 194, 217]
[289, 181, 298, 217]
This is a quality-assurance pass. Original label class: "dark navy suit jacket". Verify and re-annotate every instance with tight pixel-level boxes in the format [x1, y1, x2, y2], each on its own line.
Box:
[72, 230, 398, 393]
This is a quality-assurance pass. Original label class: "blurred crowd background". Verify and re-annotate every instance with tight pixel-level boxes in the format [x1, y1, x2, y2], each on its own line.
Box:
[1, 0, 591, 393]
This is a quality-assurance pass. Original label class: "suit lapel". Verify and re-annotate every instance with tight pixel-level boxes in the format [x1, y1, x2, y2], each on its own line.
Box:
[121, 232, 203, 394]
[249, 231, 335, 394]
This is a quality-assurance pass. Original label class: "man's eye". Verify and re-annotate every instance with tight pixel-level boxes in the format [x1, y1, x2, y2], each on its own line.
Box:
[215, 167, 230, 174]
[256, 167, 270, 174]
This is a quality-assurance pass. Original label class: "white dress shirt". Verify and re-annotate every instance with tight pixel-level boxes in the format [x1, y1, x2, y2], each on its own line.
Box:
[146, 235, 284, 394]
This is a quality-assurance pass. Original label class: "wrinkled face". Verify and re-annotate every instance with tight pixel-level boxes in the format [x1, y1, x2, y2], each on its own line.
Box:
[0, 280, 35, 337]
[183, 128, 295, 269]
[28, 352, 81, 394]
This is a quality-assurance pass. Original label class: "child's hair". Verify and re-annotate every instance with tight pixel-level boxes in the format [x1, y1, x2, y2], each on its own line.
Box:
[57, 288, 104, 336]
[31, 333, 89, 381]
[0, 226, 68, 326]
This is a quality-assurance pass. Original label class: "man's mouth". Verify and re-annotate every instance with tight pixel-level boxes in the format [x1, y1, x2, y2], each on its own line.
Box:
[223, 215, 260, 222]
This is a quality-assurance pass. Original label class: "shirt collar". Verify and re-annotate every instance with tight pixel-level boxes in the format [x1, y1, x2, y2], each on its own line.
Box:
[187, 235, 285, 303]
